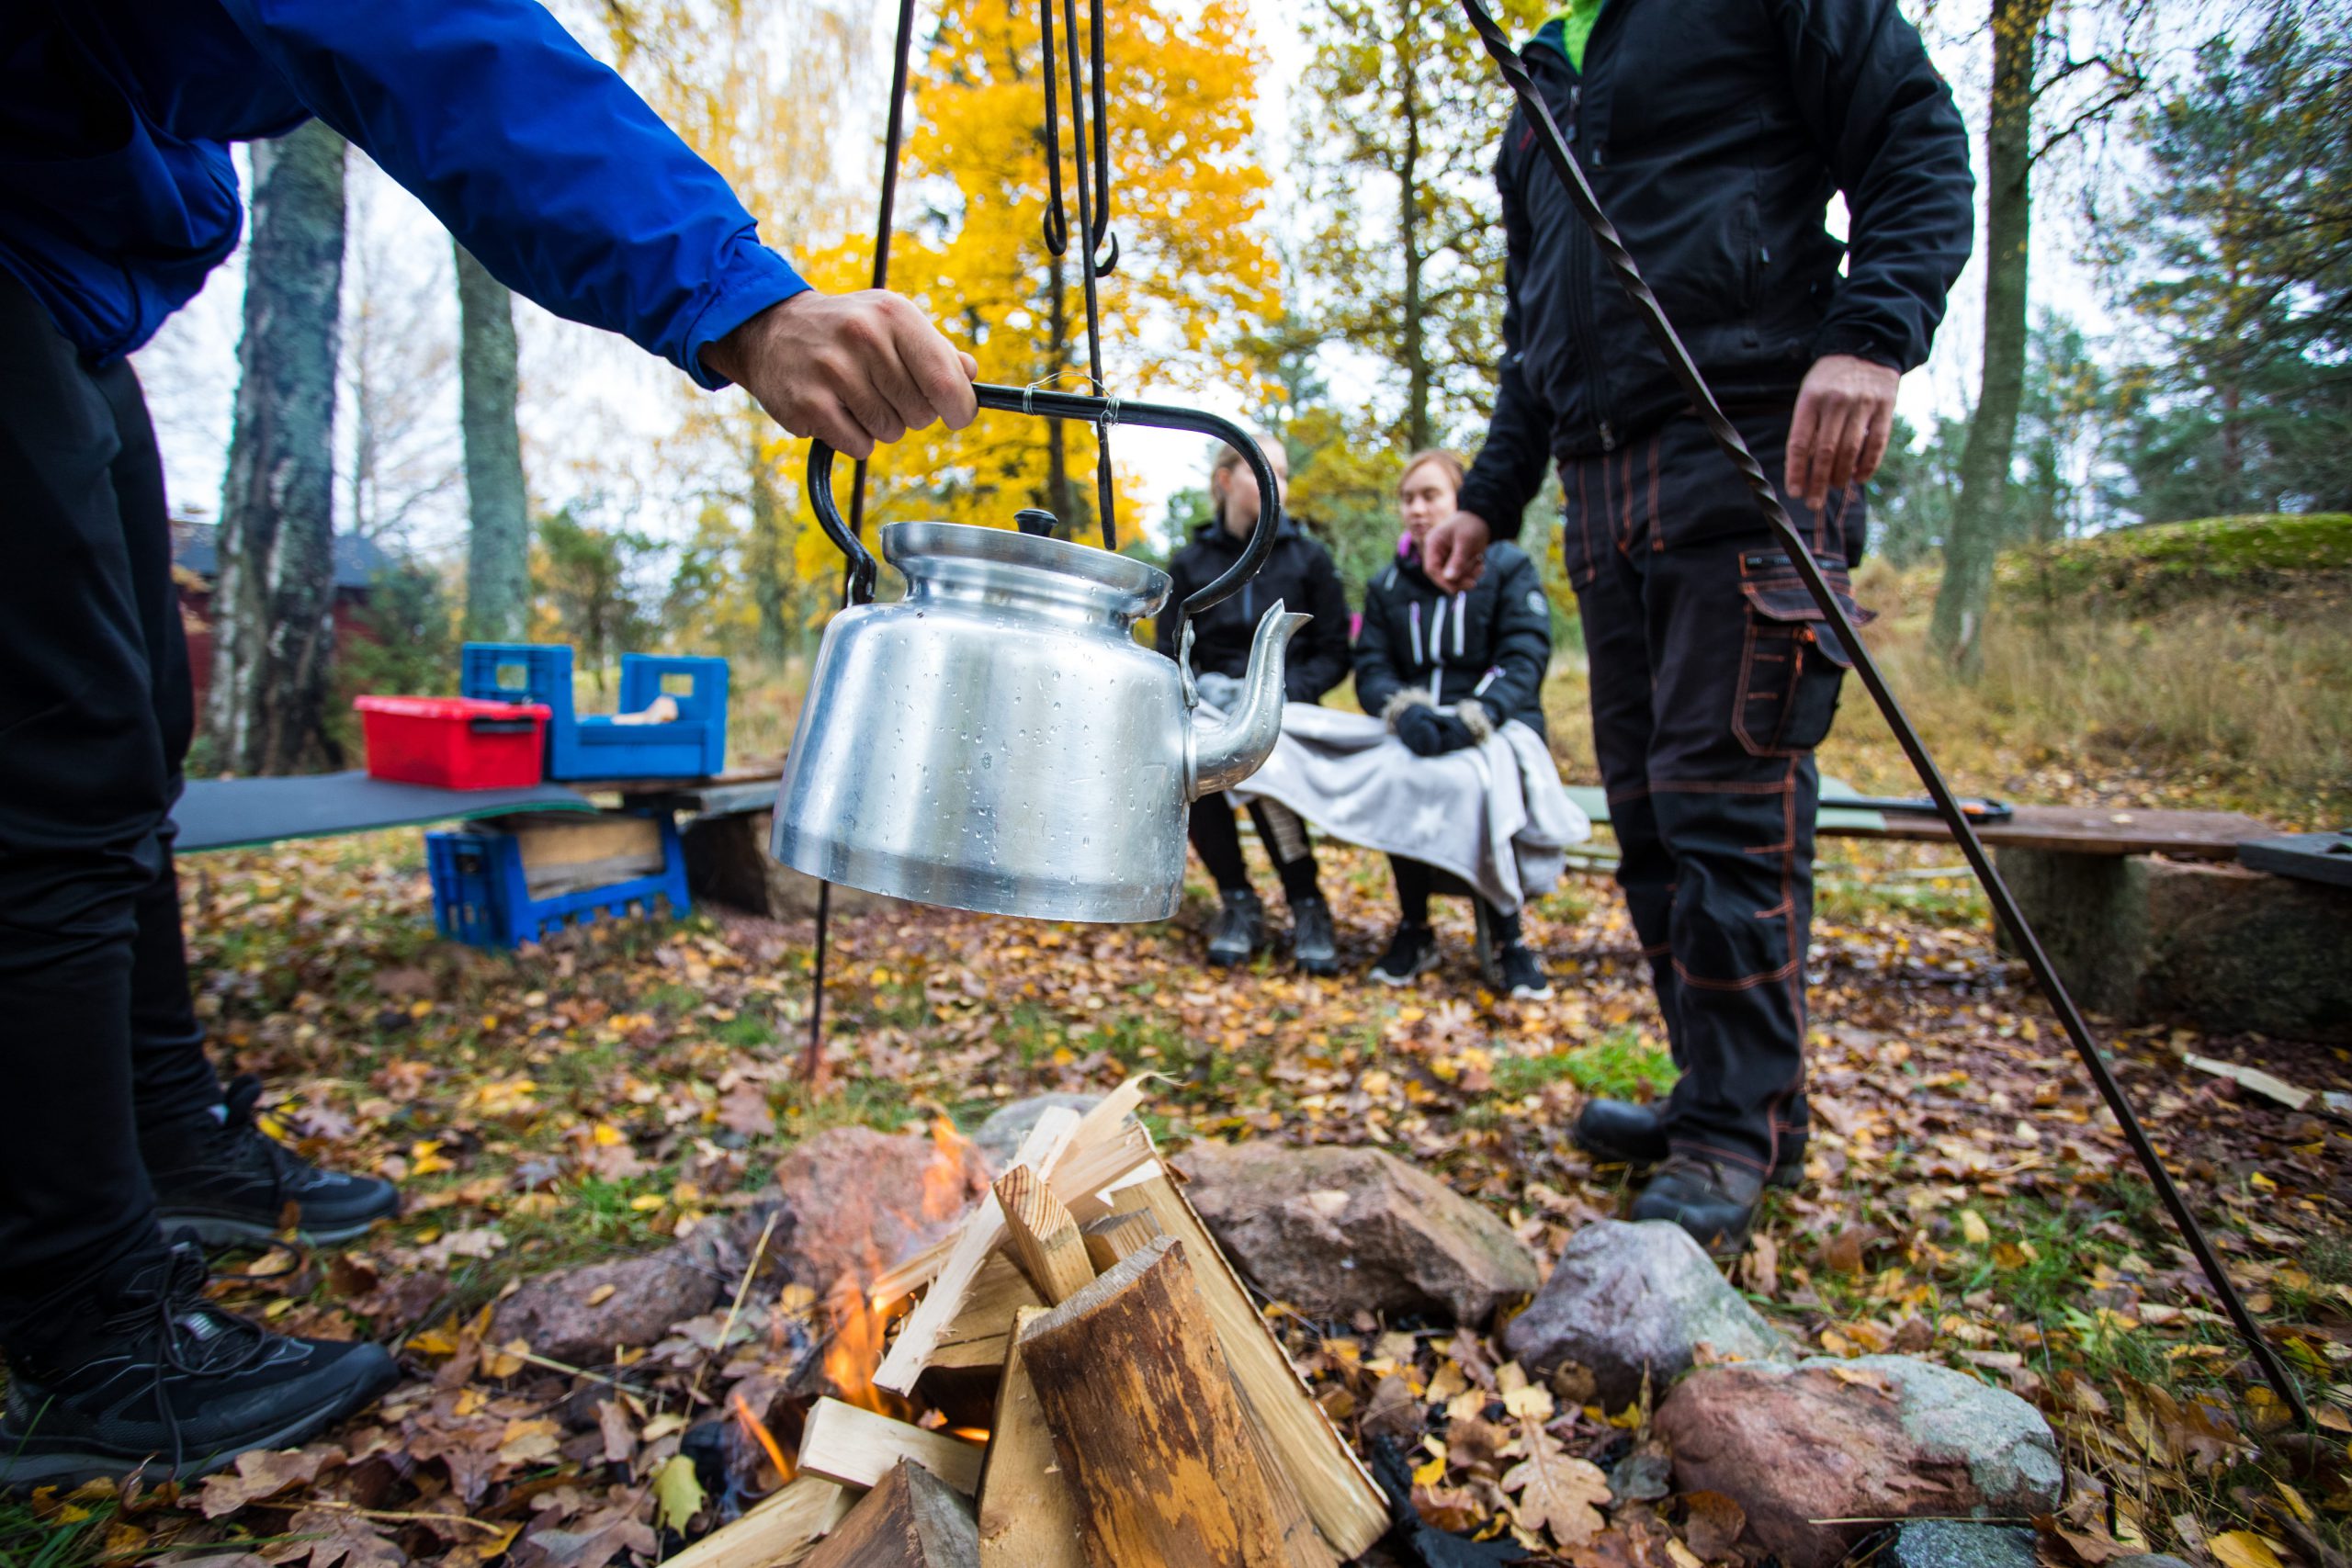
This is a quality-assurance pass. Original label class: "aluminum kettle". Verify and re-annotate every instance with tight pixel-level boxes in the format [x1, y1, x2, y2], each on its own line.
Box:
[770, 386, 1307, 922]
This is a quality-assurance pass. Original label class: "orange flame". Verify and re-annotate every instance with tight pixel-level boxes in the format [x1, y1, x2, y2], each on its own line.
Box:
[919, 1116, 975, 1224]
[822, 1275, 913, 1421]
[732, 1391, 794, 1482]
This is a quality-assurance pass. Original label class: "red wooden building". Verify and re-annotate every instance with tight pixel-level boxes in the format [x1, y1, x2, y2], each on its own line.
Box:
[173, 520, 396, 715]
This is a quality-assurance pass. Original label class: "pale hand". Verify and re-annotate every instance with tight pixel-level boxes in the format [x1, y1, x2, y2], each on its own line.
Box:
[1423, 511, 1493, 594]
[1785, 354, 1899, 511]
[701, 289, 980, 459]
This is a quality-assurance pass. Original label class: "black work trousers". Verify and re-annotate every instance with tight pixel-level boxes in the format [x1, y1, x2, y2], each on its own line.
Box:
[1188, 795, 1321, 906]
[0, 271, 223, 1349]
[1564, 411, 1867, 1178]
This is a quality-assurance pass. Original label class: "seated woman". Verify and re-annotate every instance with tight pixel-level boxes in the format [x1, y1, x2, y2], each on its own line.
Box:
[1352, 450, 1556, 999]
[1156, 435, 1353, 974]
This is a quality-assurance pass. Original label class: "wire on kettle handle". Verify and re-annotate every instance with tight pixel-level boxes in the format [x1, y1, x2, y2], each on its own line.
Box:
[802, 383, 1283, 645]
[805, 440, 879, 607]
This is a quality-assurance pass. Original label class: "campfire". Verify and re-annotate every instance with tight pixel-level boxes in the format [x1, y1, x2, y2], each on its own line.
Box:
[667, 1079, 1390, 1566]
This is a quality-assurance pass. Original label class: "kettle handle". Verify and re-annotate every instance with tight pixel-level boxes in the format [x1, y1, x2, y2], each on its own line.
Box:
[806, 384, 1284, 649]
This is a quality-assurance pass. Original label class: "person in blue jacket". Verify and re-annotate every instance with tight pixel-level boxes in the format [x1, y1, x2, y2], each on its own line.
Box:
[0, 0, 978, 1488]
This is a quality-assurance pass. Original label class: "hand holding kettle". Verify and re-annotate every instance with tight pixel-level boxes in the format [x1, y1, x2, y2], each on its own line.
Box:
[701, 289, 978, 458]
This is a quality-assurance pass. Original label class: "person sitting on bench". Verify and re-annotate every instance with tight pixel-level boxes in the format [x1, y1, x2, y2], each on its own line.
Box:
[1353, 450, 1556, 1001]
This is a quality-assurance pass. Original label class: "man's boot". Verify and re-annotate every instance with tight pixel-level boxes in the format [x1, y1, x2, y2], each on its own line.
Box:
[145, 1075, 401, 1246]
[1290, 895, 1340, 977]
[1630, 1154, 1766, 1258]
[0, 1238, 397, 1489]
[1573, 1100, 1806, 1189]
[1205, 888, 1266, 968]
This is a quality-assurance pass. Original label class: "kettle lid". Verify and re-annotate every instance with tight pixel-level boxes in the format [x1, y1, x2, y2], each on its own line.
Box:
[881, 521, 1170, 618]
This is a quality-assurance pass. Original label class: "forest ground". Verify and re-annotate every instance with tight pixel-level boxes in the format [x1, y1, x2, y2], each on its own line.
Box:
[6, 519, 2349, 1567]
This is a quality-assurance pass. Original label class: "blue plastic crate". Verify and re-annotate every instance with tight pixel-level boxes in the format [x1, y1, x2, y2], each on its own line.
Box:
[461, 643, 729, 781]
[425, 812, 691, 949]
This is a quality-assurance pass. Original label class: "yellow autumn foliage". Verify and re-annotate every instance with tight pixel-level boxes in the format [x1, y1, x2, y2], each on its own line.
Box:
[794, 0, 1281, 588]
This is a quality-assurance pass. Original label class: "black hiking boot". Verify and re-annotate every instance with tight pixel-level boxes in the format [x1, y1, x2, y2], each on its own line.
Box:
[1368, 923, 1441, 986]
[0, 1238, 398, 1490]
[146, 1075, 401, 1246]
[1290, 896, 1340, 977]
[1205, 888, 1267, 968]
[1630, 1154, 1768, 1258]
[1573, 1099, 1807, 1190]
[1495, 942, 1554, 1000]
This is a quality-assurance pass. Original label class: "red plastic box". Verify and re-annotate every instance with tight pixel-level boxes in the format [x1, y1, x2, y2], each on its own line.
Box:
[355, 695, 551, 789]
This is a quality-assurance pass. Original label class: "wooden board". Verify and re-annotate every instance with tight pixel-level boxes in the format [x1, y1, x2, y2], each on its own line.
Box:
[1113, 1172, 1388, 1559]
[804, 1459, 979, 1568]
[874, 1106, 1083, 1394]
[495, 811, 668, 896]
[1020, 1236, 1331, 1568]
[656, 1474, 851, 1568]
[1826, 804, 2274, 859]
[796, 1398, 986, 1496]
[977, 1307, 1088, 1568]
[929, 1252, 1046, 1372]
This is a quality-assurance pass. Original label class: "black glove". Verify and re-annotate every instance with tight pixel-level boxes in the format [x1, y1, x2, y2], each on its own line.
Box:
[1396, 704, 1475, 756]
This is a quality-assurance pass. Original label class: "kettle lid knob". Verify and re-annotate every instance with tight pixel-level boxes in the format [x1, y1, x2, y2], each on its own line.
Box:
[1013, 508, 1060, 537]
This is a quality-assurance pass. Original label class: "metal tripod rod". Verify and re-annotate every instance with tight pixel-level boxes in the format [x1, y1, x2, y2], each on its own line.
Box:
[1458, 0, 2309, 1425]
[808, 0, 922, 1083]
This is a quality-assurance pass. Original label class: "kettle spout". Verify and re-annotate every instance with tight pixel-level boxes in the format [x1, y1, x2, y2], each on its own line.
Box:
[1189, 602, 1310, 798]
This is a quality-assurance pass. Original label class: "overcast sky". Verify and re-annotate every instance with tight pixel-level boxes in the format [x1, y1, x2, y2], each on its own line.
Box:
[135, 0, 2118, 563]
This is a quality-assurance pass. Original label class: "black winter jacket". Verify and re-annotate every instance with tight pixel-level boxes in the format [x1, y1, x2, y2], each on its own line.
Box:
[1154, 513, 1353, 704]
[1456, 1, 1973, 537]
[1353, 542, 1552, 739]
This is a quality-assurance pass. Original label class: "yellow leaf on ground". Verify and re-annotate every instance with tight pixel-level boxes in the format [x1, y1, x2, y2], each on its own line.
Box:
[1959, 1210, 1991, 1245]
[1500, 1418, 1611, 1549]
[2208, 1531, 2284, 1568]
[653, 1453, 706, 1533]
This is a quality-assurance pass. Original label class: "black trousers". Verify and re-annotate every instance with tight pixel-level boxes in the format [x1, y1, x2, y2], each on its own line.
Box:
[1389, 855, 1520, 944]
[1564, 411, 1865, 1178]
[0, 271, 223, 1346]
[1187, 795, 1321, 905]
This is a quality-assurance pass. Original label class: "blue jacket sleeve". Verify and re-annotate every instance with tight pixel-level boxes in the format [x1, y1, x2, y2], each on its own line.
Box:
[215, 0, 809, 388]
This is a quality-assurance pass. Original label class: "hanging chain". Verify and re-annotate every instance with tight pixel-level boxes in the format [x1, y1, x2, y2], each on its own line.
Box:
[1038, 0, 1120, 548]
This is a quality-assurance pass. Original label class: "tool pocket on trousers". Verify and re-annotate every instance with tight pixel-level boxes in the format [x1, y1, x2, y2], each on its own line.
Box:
[1734, 558, 1874, 757]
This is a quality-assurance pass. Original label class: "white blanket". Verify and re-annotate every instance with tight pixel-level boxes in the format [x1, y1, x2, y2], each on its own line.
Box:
[1204, 689, 1591, 915]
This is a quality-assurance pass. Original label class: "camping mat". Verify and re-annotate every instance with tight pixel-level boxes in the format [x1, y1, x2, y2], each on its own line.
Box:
[172, 771, 598, 853]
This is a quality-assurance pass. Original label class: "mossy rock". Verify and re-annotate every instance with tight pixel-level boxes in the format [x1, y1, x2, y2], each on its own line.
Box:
[1995, 513, 2352, 612]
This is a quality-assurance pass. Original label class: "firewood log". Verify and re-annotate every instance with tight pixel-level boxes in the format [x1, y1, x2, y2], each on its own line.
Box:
[1018, 1235, 1334, 1568]
[796, 1397, 984, 1495]
[1079, 1209, 1161, 1272]
[977, 1306, 1088, 1568]
[655, 1474, 851, 1568]
[803, 1459, 978, 1568]
[1109, 1171, 1386, 1557]
[994, 1164, 1096, 1304]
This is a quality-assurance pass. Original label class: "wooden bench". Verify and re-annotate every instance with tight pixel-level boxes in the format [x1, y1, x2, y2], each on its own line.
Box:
[645, 767, 2346, 1044]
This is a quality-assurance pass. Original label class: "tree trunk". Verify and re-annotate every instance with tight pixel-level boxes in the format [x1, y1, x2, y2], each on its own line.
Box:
[747, 423, 792, 658]
[208, 121, 347, 774]
[1397, 10, 1430, 452]
[455, 243, 531, 640]
[1928, 0, 2045, 675]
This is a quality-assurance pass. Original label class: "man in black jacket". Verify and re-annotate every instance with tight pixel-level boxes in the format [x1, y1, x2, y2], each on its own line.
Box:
[1426, 0, 1973, 1253]
[1156, 438, 1354, 973]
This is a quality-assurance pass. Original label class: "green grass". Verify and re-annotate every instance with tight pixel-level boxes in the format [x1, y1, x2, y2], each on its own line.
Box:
[0, 1499, 123, 1568]
[1487, 1024, 1676, 1102]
